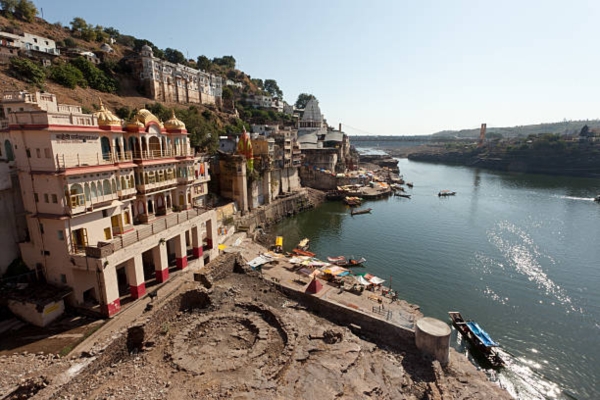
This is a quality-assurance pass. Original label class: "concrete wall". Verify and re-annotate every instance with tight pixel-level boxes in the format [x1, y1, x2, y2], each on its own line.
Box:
[299, 167, 337, 190]
[236, 190, 314, 231]
[8, 299, 65, 327]
[276, 285, 415, 349]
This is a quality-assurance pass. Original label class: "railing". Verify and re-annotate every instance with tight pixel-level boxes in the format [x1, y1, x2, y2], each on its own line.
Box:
[83, 207, 210, 258]
[131, 149, 193, 160]
[56, 151, 133, 169]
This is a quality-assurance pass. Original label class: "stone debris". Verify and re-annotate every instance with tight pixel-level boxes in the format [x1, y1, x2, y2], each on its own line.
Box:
[0, 236, 511, 400]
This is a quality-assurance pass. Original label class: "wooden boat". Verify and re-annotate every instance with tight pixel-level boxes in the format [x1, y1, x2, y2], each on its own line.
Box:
[406, 182, 413, 188]
[344, 196, 363, 206]
[292, 248, 316, 257]
[448, 311, 504, 368]
[438, 190, 456, 197]
[327, 256, 366, 267]
[351, 207, 372, 215]
[394, 193, 411, 199]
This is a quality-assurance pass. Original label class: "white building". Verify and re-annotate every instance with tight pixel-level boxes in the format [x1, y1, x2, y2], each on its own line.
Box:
[137, 45, 222, 106]
[1, 91, 218, 317]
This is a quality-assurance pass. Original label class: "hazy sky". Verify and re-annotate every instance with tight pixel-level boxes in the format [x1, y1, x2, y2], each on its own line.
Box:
[32, 0, 600, 135]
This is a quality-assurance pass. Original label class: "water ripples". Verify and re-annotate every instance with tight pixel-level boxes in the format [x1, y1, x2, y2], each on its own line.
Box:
[485, 221, 577, 314]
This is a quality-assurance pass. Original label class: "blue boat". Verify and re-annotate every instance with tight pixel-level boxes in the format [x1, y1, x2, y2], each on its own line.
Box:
[449, 311, 504, 368]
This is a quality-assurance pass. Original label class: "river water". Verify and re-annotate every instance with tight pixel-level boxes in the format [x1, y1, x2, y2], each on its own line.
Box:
[274, 157, 600, 399]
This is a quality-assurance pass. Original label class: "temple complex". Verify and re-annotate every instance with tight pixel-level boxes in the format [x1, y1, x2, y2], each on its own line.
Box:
[0, 91, 218, 318]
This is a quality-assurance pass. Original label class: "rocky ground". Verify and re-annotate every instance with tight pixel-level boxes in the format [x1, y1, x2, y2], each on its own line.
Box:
[0, 237, 512, 400]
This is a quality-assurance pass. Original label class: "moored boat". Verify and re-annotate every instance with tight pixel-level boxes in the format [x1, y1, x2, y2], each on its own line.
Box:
[448, 311, 504, 368]
[344, 196, 363, 206]
[406, 182, 413, 188]
[327, 256, 366, 267]
[594, 195, 600, 202]
[438, 190, 456, 197]
[394, 193, 411, 198]
[351, 207, 372, 215]
[292, 248, 316, 257]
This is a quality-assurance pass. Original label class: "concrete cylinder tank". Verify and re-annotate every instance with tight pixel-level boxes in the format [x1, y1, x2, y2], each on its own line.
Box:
[414, 317, 451, 365]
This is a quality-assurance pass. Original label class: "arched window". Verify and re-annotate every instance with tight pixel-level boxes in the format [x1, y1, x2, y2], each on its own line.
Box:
[103, 179, 111, 195]
[4, 139, 14, 161]
[90, 182, 97, 198]
[84, 183, 90, 201]
[100, 137, 111, 161]
[121, 177, 126, 190]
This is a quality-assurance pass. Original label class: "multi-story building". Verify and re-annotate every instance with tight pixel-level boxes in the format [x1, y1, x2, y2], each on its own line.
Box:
[0, 30, 60, 64]
[135, 45, 222, 106]
[1, 91, 218, 317]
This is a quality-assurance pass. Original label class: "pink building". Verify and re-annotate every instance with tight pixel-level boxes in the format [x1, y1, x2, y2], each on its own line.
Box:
[1, 91, 218, 317]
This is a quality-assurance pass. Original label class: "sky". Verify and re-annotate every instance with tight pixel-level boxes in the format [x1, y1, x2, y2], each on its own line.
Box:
[30, 0, 600, 135]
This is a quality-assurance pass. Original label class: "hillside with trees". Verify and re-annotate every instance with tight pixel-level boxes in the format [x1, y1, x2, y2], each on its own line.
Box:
[0, 2, 313, 153]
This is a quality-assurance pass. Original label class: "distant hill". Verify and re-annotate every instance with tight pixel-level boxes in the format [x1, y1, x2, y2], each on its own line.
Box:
[432, 120, 600, 139]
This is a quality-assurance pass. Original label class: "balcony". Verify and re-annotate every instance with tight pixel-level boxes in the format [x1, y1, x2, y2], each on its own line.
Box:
[132, 149, 193, 161]
[82, 207, 210, 258]
[56, 151, 133, 170]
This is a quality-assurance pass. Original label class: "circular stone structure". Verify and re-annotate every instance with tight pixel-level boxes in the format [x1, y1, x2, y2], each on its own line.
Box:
[414, 317, 451, 365]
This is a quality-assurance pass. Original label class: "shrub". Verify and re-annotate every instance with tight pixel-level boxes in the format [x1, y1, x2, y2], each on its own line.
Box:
[9, 57, 45, 86]
[71, 57, 118, 93]
[48, 62, 85, 89]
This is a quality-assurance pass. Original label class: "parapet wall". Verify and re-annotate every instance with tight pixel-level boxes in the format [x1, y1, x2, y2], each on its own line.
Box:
[236, 189, 315, 231]
[277, 284, 416, 349]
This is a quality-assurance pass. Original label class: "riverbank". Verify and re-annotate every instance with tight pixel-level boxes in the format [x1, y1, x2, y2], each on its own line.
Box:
[0, 200, 513, 399]
[396, 142, 600, 178]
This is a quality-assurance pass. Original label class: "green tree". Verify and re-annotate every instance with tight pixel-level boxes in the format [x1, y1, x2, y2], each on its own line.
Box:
[196, 55, 211, 71]
[103, 26, 120, 39]
[93, 25, 107, 42]
[580, 124, 590, 138]
[251, 78, 263, 89]
[295, 93, 316, 109]
[9, 57, 45, 86]
[164, 47, 186, 65]
[264, 79, 283, 98]
[14, 0, 36, 22]
[212, 55, 236, 69]
[70, 17, 88, 35]
[0, 0, 18, 14]
[117, 34, 135, 47]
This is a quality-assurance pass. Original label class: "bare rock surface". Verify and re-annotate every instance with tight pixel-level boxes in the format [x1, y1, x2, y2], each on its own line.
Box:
[0, 236, 511, 399]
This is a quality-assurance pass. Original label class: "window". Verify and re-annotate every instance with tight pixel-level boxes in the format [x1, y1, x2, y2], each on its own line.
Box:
[34, 193, 39, 202]
[51, 194, 58, 203]
[60, 274, 67, 284]
[104, 228, 112, 240]
[57, 230, 64, 240]
[44, 148, 51, 158]
[26, 149, 31, 158]
[39, 223, 44, 233]
[44, 193, 49, 203]
[36, 148, 41, 158]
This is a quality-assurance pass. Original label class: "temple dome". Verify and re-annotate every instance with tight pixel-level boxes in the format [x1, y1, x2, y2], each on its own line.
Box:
[164, 110, 186, 131]
[94, 99, 121, 127]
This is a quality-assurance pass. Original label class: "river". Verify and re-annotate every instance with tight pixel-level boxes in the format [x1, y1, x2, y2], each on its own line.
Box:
[274, 157, 600, 400]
